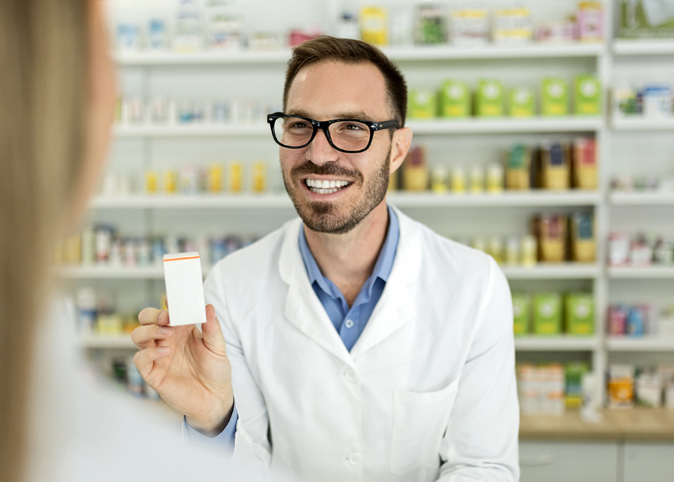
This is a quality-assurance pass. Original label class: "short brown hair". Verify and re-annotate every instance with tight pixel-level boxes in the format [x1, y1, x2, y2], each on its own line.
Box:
[283, 36, 408, 127]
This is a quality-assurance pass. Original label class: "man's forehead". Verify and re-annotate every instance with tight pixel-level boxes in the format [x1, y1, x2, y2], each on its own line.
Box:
[285, 60, 390, 120]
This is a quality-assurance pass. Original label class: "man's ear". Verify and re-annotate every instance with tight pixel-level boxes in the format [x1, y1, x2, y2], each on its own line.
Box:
[389, 127, 413, 175]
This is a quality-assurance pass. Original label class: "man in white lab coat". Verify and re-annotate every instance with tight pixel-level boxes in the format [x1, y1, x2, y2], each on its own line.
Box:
[132, 36, 519, 482]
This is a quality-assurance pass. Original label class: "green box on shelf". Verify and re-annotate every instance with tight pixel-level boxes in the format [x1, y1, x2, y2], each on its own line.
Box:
[619, 0, 674, 39]
[565, 362, 589, 409]
[541, 78, 569, 116]
[533, 293, 562, 335]
[476, 79, 504, 117]
[512, 293, 530, 336]
[565, 293, 594, 335]
[439, 80, 470, 118]
[574, 75, 602, 116]
[508, 87, 535, 117]
[408, 89, 437, 119]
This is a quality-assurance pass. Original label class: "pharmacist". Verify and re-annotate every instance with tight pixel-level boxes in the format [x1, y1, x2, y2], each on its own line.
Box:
[132, 36, 519, 482]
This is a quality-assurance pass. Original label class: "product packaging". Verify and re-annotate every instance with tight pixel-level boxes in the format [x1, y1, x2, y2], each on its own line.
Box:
[565, 293, 595, 335]
[608, 232, 630, 266]
[505, 236, 519, 265]
[572, 138, 598, 190]
[570, 212, 596, 263]
[577, 1, 604, 42]
[208, 164, 223, 193]
[163, 252, 207, 327]
[535, 20, 577, 43]
[533, 293, 562, 335]
[512, 293, 530, 335]
[643, 83, 673, 118]
[173, 8, 204, 52]
[409, 89, 437, 119]
[469, 166, 484, 194]
[542, 364, 566, 415]
[533, 214, 567, 263]
[487, 237, 504, 264]
[508, 87, 535, 117]
[360, 7, 388, 45]
[439, 80, 471, 118]
[229, 161, 243, 193]
[431, 166, 449, 193]
[476, 79, 504, 117]
[505, 144, 531, 190]
[403, 146, 429, 191]
[148, 18, 168, 50]
[636, 373, 663, 407]
[486, 163, 504, 194]
[541, 78, 569, 116]
[566, 362, 590, 408]
[251, 161, 267, 193]
[415, 4, 446, 44]
[608, 364, 635, 408]
[337, 11, 360, 40]
[451, 165, 466, 193]
[608, 305, 628, 336]
[117, 23, 141, 51]
[521, 234, 537, 266]
[627, 306, 646, 336]
[390, 7, 414, 46]
[450, 6, 489, 45]
[207, 12, 242, 50]
[539, 142, 571, 190]
[574, 76, 602, 116]
[492, 7, 533, 45]
[619, 0, 674, 39]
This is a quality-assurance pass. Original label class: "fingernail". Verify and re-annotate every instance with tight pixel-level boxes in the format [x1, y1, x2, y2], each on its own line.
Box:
[158, 327, 171, 335]
[157, 346, 169, 355]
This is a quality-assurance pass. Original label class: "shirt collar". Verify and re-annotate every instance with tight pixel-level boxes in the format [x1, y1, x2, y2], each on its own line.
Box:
[298, 205, 400, 296]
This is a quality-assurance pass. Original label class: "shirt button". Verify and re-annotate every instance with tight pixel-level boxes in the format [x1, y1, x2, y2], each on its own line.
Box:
[345, 369, 359, 383]
[348, 453, 362, 466]
[345, 319, 354, 329]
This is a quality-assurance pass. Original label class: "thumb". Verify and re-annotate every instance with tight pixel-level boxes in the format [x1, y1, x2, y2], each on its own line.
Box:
[201, 304, 227, 356]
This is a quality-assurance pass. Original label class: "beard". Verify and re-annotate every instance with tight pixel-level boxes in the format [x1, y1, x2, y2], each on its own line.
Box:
[282, 147, 391, 235]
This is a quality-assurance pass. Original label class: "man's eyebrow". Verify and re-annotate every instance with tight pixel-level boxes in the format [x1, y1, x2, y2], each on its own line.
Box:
[285, 109, 376, 123]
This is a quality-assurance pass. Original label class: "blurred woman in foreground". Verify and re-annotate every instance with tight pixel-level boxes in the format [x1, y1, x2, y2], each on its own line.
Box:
[0, 2, 282, 481]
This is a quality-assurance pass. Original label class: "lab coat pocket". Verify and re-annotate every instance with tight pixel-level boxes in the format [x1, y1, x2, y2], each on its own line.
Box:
[389, 377, 460, 475]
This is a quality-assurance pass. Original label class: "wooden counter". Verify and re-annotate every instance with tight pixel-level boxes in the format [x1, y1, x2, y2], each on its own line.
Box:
[520, 409, 674, 442]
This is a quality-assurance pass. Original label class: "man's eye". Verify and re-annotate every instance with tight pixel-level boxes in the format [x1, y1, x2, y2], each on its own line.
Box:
[343, 123, 365, 131]
[288, 122, 309, 130]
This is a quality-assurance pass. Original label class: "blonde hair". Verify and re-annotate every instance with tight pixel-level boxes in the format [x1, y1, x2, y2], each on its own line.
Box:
[0, 1, 88, 481]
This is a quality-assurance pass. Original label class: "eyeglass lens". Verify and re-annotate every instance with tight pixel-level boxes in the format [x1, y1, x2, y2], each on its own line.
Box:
[273, 116, 371, 152]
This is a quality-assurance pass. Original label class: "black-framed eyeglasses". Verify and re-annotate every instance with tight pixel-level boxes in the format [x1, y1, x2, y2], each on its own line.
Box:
[267, 112, 399, 154]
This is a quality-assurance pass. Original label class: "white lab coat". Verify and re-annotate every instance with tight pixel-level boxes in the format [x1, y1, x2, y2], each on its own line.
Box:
[205, 207, 519, 482]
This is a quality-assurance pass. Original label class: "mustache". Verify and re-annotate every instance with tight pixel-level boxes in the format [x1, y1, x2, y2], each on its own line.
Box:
[291, 161, 363, 182]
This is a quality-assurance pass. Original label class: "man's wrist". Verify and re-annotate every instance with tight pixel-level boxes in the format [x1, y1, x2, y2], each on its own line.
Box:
[186, 396, 235, 437]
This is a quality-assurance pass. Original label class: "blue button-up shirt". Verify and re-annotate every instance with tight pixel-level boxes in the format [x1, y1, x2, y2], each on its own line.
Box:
[185, 206, 400, 444]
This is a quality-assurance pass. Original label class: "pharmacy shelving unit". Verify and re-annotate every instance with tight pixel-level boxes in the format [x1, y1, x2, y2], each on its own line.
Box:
[81, 0, 646, 407]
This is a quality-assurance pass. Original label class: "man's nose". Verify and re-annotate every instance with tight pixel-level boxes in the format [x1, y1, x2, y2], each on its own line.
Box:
[305, 128, 339, 165]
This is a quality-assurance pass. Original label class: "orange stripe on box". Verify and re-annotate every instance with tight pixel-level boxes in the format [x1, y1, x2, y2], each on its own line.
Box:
[163, 256, 200, 262]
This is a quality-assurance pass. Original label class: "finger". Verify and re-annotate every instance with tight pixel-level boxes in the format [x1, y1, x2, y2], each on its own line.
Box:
[131, 323, 175, 350]
[138, 307, 170, 326]
[133, 346, 170, 380]
[201, 304, 227, 356]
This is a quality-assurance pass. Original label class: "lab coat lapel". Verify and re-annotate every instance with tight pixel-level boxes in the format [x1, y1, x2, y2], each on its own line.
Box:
[279, 219, 355, 368]
[349, 207, 421, 360]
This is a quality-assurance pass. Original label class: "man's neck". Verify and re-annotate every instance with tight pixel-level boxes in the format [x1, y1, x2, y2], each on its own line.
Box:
[303, 200, 389, 308]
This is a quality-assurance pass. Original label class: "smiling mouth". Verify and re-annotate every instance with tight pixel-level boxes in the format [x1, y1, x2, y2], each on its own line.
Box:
[304, 178, 353, 195]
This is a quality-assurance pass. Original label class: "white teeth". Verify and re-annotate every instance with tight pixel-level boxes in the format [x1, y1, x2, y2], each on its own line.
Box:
[305, 179, 352, 194]
[329, 180, 336, 188]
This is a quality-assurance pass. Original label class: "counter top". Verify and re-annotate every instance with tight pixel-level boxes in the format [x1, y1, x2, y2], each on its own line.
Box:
[520, 409, 674, 442]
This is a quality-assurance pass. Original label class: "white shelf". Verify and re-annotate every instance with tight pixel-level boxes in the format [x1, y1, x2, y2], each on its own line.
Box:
[79, 335, 136, 349]
[408, 117, 603, 134]
[113, 117, 603, 138]
[606, 337, 674, 352]
[501, 264, 600, 279]
[58, 266, 165, 279]
[611, 117, 674, 131]
[90, 191, 601, 210]
[113, 43, 604, 66]
[515, 336, 600, 351]
[91, 194, 293, 209]
[59, 263, 599, 280]
[613, 39, 674, 56]
[608, 266, 674, 279]
[114, 124, 268, 137]
[610, 192, 674, 205]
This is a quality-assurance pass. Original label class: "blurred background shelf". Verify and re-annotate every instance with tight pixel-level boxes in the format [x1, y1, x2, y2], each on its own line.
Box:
[90, 191, 601, 210]
[613, 40, 674, 56]
[608, 267, 674, 279]
[79, 335, 135, 349]
[113, 43, 604, 66]
[610, 192, 674, 205]
[606, 337, 674, 352]
[515, 336, 600, 351]
[611, 117, 674, 131]
[501, 264, 600, 279]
